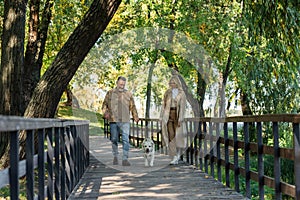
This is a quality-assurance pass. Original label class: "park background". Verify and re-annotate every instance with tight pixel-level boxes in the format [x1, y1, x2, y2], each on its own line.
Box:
[0, 0, 299, 199]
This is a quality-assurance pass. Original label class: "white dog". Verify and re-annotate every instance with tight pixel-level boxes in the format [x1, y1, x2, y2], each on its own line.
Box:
[142, 138, 155, 167]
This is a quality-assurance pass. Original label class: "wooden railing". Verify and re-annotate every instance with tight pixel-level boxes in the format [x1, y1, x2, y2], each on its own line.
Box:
[104, 114, 300, 199]
[186, 115, 300, 200]
[0, 115, 90, 200]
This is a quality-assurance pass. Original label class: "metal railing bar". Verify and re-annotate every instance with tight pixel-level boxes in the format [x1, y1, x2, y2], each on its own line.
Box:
[47, 128, 54, 200]
[257, 122, 264, 199]
[38, 129, 45, 199]
[293, 123, 300, 199]
[244, 122, 251, 198]
[26, 130, 34, 200]
[9, 131, 19, 200]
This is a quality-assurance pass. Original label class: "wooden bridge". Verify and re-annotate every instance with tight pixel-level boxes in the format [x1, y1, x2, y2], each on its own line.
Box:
[68, 135, 246, 199]
[1, 114, 300, 199]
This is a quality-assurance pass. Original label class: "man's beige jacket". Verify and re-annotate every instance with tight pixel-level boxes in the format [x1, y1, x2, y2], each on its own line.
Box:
[102, 88, 139, 123]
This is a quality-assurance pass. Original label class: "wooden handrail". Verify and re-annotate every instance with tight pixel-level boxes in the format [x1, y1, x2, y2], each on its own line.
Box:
[185, 114, 300, 123]
[0, 115, 89, 131]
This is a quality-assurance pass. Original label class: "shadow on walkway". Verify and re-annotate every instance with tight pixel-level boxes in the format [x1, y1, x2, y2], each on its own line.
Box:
[68, 136, 247, 200]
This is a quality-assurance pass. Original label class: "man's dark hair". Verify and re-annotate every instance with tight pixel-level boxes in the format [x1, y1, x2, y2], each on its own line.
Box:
[117, 76, 127, 82]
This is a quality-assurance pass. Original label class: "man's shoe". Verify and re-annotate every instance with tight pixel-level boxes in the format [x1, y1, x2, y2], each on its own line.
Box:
[113, 157, 118, 165]
[122, 159, 131, 166]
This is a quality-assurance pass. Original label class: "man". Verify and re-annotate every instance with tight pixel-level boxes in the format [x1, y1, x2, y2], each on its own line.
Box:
[102, 76, 139, 166]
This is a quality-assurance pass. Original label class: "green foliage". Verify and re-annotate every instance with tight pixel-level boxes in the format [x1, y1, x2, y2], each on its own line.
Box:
[93, 0, 298, 116]
[217, 153, 294, 199]
[57, 105, 104, 136]
[264, 155, 294, 185]
[233, 0, 300, 114]
[1, 0, 295, 197]
[42, 0, 90, 74]
[0, 177, 27, 199]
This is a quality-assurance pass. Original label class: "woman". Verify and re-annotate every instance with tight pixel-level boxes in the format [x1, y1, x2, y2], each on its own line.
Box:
[160, 75, 187, 165]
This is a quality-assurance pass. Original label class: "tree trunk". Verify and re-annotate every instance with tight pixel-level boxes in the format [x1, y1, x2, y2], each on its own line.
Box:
[0, 0, 26, 116]
[197, 72, 206, 117]
[145, 64, 155, 119]
[176, 71, 201, 117]
[0, 0, 27, 160]
[145, 51, 158, 119]
[144, 60, 156, 138]
[219, 44, 232, 117]
[64, 87, 80, 108]
[65, 87, 73, 106]
[240, 90, 253, 116]
[24, 0, 122, 118]
[23, 0, 53, 113]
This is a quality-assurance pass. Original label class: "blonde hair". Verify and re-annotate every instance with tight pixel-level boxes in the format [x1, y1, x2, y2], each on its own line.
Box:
[169, 75, 183, 90]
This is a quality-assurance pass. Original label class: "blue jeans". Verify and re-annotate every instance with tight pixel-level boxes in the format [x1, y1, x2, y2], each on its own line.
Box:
[110, 122, 130, 160]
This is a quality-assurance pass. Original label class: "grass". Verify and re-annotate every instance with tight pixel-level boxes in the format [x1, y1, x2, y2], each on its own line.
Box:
[57, 105, 104, 136]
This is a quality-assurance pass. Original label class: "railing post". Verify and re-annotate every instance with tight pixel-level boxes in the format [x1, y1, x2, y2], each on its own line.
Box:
[244, 122, 251, 199]
[185, 120, 190, 164]
[209, 122, 214, 178]
[188, 120, 194, 165]
[145, 119, 149, 138]
[74, 125, 80, 183]
[38, 129, 45, 199]
[54, 127, 61, 200]
[103, 118, 109, 139]
[131, 119, 135, 146]
[273, 122, 281, 199]
[9, 131, 19, 200]
[26, 130, 34, 200]
[84, 124, 90, 168]
[257, 122, 264, 199]
[156, 120, 162, 153]
[138, 120, 143, 147]
[233, 122, 240, 192]
[47, 128, 54, 200]
[204, 122, 208, 173]
[70, 125, 76, 192]
[293, 123, 300, 200]
[60, 127, 66, 199]
[194, 120, 199, 167]
[216, 122, 221, 182]
[150, 120, 154, 141]
[224, 122, 230, 187]
[65, 126, 71, 197]
[198, 120, 203, 170]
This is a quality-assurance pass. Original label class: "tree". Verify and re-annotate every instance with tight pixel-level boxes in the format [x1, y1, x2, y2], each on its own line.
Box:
[79, 0, 299, 118]
[0, 0, 27, 116]
[0, 0, 121, 166]
[86, 0, 220, 118]
[24, 0, 122, 118]
[233, 0, 300, 115]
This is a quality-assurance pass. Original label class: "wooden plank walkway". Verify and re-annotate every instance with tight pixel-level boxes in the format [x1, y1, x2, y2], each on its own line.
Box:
[68, 136, 247, 200]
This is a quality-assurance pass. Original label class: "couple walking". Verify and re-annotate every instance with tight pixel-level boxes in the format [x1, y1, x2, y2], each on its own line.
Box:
[102, 75, 187, 166]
